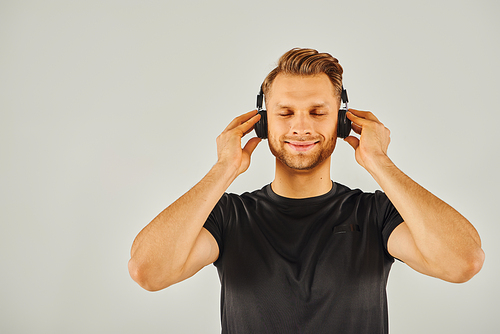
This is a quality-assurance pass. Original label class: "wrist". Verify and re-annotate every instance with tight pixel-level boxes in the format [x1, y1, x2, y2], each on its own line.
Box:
[212, 160, 240, 185]
[364, 154, 396, 181]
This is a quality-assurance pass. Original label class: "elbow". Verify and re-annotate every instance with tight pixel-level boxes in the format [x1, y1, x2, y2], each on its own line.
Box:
[128, 258, 176, 292]
[128, 259, 159, 291]
[463, 247, 485, 282]
[447, 248, 485, 283]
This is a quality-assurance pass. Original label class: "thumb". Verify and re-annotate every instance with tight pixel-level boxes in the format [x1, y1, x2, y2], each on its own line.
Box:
[343, 136, 359, 150]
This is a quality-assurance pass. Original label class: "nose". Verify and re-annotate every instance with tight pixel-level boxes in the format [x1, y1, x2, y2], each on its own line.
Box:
[291, 113, 312, 136]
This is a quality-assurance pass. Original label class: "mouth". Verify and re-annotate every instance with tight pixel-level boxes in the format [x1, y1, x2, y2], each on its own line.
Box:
[285, 140, 319, 152]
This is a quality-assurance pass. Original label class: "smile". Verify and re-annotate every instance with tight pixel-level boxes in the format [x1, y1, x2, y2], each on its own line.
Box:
[285, 141, 319, 152]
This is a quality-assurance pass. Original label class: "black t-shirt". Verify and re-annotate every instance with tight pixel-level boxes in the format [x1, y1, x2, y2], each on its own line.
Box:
[203, 182, 404, 334]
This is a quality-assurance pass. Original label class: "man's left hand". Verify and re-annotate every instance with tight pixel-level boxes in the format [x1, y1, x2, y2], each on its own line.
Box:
[344, 108, 392, 172]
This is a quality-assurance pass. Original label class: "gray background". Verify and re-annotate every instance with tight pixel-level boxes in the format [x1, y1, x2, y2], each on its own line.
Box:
[1, 0, 499, 333]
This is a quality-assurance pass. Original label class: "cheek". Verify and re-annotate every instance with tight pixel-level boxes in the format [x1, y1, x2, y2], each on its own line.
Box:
[267, 121, 291, 145]
[317, 120, 337, 137]
[267, 117, 288, 134]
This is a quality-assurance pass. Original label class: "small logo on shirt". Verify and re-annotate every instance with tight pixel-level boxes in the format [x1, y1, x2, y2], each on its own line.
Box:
[333, 224, 361, 234]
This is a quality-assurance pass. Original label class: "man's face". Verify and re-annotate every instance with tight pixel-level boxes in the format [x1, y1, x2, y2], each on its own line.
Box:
[266, 73, 341, 171]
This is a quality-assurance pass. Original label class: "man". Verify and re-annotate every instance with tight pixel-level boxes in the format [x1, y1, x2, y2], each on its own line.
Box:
[128, 48, 484, 333]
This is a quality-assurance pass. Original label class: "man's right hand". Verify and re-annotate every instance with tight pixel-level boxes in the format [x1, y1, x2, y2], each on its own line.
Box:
[216, 110, 262, 176]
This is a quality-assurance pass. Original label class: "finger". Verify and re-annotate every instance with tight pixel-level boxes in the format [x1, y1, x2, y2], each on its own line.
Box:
[347, 109, 380, 122]
[346, 111, 365, 132]
[240, 113, 261, 137]
[242, 137, 261, 156]
[343, 136, 359, 150]
[351, 122, 362, 135]
[224, 110, 259, 132]
[346, 111, 378, 132]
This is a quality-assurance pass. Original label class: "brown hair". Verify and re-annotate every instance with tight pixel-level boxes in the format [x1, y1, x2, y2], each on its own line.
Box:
[262, 48, 343, 100]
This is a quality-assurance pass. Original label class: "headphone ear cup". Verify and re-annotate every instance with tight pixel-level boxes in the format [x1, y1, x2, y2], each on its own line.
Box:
[337, 109, 351, 139]
[255, 110, 268, 139]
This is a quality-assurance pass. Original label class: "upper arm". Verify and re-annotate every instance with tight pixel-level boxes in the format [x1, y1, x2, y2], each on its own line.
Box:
[173, 227, 220, 285]
[387, 222, 436, 278]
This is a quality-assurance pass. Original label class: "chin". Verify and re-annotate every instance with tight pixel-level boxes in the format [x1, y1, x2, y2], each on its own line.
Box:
[269, 139, 336, 171]
[282, 155, 330, 171]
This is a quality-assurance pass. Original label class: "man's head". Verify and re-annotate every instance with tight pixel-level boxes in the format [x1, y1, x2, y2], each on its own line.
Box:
[262, 48, 343, 102]
[263, 48, 344, 171]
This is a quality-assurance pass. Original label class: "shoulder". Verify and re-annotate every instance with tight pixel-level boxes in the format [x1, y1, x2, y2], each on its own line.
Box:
[332, 182, 385, 204]
[210, 184, 271, 217]
[223, 184, 272, 205]
[332, 182, 401, 224]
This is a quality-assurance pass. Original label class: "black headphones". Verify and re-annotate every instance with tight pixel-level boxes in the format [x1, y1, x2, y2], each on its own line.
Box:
[255, 86, 351, 139]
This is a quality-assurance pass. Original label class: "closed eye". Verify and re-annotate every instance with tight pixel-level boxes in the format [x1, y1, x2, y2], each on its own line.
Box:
[310, 110, 327, 116]
[278, 111, 293, 117]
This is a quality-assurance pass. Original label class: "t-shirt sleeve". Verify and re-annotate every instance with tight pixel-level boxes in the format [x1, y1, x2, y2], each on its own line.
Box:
[374, 190, 404, 253]
[203, 193, 228, 262]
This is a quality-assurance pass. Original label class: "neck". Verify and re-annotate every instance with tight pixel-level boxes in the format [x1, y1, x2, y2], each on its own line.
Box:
[271, 157, 332, 199]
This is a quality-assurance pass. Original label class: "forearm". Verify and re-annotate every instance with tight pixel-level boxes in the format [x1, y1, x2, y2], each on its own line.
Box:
[129, 162, 237, 287]
[367, 155, 484, 280]
[345, 109, 484, 281]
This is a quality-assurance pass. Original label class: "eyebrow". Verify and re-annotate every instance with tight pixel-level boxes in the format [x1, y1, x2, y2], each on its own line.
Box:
[275, 102, 330, 109]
